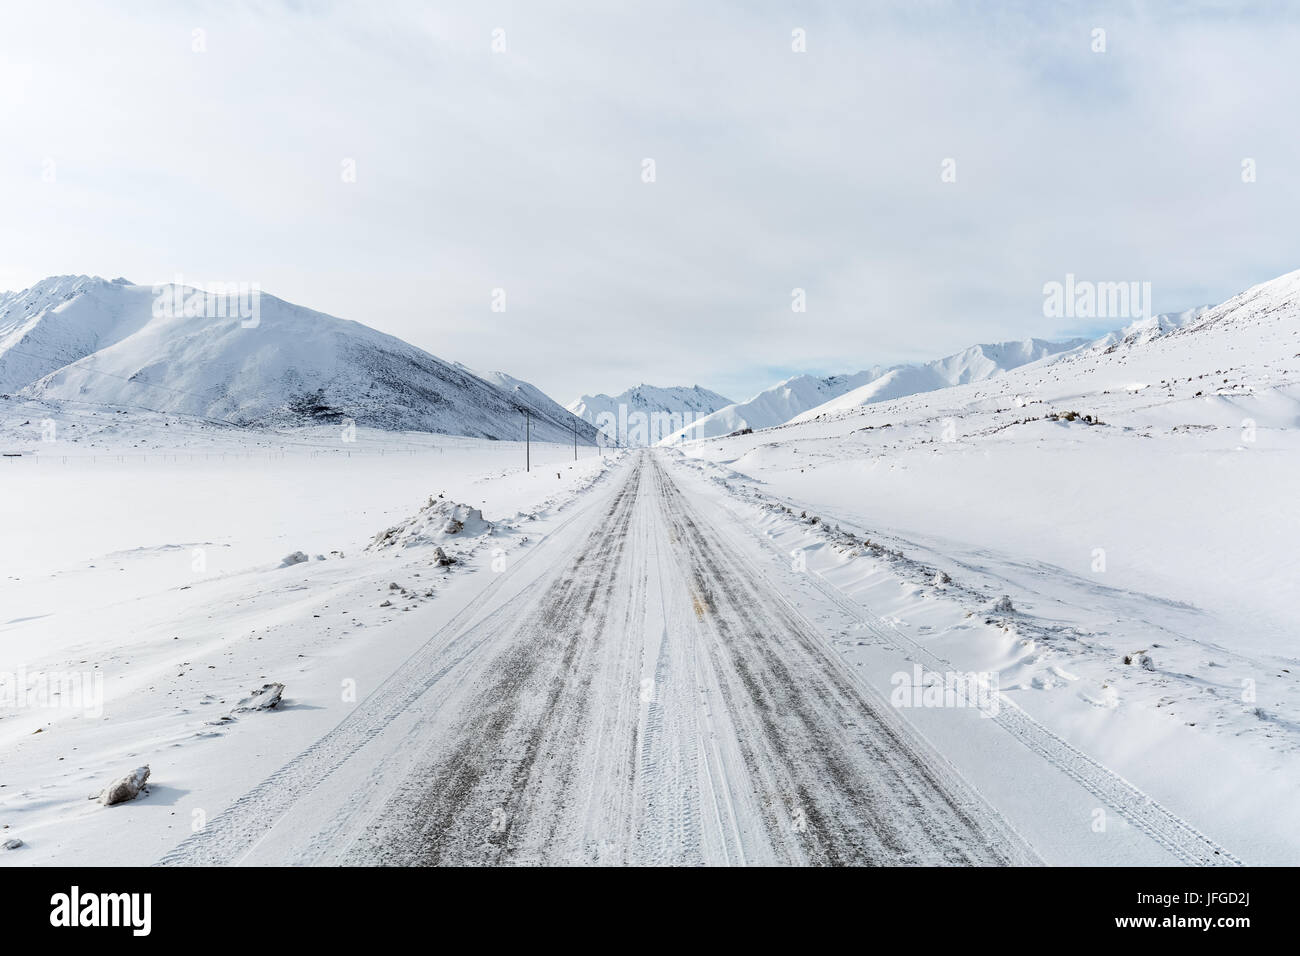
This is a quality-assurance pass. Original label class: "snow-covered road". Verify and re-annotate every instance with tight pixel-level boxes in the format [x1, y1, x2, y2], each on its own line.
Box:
[159, 451, 1035, 866]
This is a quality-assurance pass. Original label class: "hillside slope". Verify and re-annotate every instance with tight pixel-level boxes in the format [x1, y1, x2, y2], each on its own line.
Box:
[789, 337, 1091, 423]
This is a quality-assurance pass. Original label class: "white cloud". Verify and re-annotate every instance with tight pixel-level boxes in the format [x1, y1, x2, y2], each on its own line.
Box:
[1, 1, 1297, 402]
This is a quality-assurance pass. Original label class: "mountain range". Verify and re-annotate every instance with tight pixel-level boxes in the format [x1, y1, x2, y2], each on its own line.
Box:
[659, 309, 1217, 443]
[0, 273, 1227, 448]
[567, 384, 733, 445]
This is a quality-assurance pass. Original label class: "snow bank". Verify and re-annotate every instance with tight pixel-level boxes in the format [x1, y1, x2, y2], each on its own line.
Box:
[368, 496, 494, 550]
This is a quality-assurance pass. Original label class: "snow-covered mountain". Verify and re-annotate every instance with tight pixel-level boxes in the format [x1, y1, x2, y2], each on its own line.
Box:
[665, 337, 1091, 442]
[732, 277, 1296, 438]
[568, 383, 732, 445]
[659, 372, 878, 442]
[788, 337, 1092, 424]
[0, 275, 596, 443]
[1094, 305, 1214, 348]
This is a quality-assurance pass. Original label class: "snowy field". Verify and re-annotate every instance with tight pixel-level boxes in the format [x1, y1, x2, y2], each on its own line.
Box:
[0, 401, 620, 864]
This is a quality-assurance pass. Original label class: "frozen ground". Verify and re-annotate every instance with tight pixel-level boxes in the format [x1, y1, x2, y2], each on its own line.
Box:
[0, 402, 619, 864]
[0, 419, 1271, 866]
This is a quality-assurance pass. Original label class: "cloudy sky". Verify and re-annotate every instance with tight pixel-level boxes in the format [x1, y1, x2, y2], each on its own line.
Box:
[2, 1, 1297, 404]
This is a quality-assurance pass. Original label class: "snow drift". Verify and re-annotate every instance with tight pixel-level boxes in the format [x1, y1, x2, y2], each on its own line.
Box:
[369, 496, 494, 550]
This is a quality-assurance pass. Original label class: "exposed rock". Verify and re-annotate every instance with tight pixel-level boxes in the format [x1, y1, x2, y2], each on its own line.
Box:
[234, 682, 284, 712]
[92, 765, 150, 806]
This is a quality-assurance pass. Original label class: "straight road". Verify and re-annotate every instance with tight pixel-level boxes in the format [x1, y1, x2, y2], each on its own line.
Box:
[161, 450, 1034, 866]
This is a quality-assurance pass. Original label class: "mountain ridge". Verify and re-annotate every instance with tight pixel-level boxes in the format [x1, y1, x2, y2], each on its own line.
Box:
[663, 335, 1097, 443]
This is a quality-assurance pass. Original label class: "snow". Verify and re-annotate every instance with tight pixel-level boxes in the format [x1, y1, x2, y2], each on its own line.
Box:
[670, 266, 1300, 863]
[155, 452, 1039, 866]
[0, 410, 624, 864]
[368, 497, 493, 549]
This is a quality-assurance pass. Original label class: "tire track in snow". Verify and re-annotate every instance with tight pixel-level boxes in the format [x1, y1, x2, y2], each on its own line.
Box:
[651, 454, 1034, 865]
[155, 461, 637, 867]
[347, 458, 645, 864]
[681, 456, 1245, 866]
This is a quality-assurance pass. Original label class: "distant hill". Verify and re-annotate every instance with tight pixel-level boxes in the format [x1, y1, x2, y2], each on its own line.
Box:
[568, 383, 733, 446]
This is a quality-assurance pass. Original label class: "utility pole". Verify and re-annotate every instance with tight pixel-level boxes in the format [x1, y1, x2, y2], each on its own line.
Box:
[525, 409, 530, 472]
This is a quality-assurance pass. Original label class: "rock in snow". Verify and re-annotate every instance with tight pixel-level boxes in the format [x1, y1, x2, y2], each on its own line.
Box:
[234, 682, 285, 712]
[279, 551, 309, 568]
[92, 766, 150, 806]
